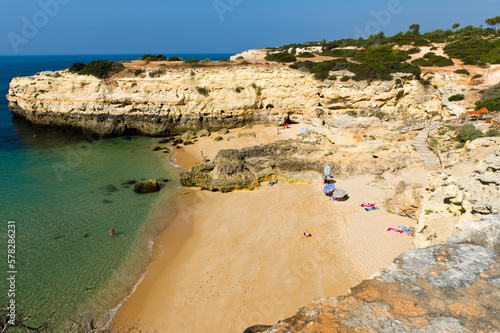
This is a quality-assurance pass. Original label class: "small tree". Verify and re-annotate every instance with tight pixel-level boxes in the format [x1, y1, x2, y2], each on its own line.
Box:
[409, 24, 421, 35]
[452, 23, 460, 30]
[485, 16, 500, 35]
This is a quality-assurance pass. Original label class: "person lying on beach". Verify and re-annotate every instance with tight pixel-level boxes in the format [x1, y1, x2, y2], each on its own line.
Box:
[303, 232, 312, 237]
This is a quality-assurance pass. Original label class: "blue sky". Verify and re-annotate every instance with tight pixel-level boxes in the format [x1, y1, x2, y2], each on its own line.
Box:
[0, 0, 498, 56]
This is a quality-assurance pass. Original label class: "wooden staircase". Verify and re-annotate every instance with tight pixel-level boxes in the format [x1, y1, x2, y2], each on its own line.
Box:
[412, 123, 442, 171]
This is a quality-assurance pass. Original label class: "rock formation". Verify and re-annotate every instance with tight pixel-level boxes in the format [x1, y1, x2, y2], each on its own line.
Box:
[414, 144, 500, 248]
[251, 213, 500, 333]
[180, 132, 422, 192]
[7, 64, 460, 137]
[133, 179, 160, 193]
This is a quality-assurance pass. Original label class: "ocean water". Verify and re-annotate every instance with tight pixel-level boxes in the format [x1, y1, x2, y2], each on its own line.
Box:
[0, 53, 231, 328]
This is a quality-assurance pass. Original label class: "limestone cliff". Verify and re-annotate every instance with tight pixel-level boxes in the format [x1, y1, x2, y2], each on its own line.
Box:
[414, 142, 500, 248]
[7, 64, 457, 137]
[248, 213, 500, 333]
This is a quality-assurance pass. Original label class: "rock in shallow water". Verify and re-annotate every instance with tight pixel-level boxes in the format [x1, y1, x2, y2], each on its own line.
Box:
[133, 179, 160, 193]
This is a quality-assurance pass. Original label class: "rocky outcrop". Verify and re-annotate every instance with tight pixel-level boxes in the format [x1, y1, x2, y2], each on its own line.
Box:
[133, 179, 160, 193]
[180, 133, 422, 192]
[253, 213, 500, 333]
[7, 65, 456, 137]
[180, 140, 325, 192]
[414, 146, 500, 248]
[385, 181, 423, 219]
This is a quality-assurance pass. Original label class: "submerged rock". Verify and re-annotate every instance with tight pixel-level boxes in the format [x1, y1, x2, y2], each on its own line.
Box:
[100, 184, 118, 193]
[133, 179, 160, 193]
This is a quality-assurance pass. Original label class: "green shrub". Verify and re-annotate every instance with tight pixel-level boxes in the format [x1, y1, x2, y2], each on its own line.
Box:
[448, 94, 464, 102]
[327, 75, 337, 80]
[140, 54, 167, 61]
[475, 83, 500, 111]
[240, 60, 251, 65]
[69, 63, 86, 73]
[219, 58, 229, 62]
[167, 56, 183, 61]
[134, 69, 143, 76]
[321, 48, 361, 58]
[485, 128, 500, 137]
[296, 52, 315, 58]
[454, 69, 470, 76]
[77, 60, 124, 78]
[429, 136, 438, 148]
[264, 52, 297, 63]
[185, 59, 200, 64]
[148, 69, 164, 78]
[413, 39, 431, 46]
[235, 86, 244, 93]
[411, 52, 454, 67]
[444, 37, 500, 65]
[196, 86, 209, 96]
[419, 77, 432, 86]
[340, 76, 350, 82]
[407, 47, 421, 54]
[438, 129, 447, 135]
[475, 97, 500, 111]
[472, 74, 483, 79]
[457, 124, 483, 142]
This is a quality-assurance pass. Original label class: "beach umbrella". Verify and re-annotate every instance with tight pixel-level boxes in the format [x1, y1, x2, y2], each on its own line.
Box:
[300, 127, 309, 133]
[283, 123, 290, 126]
[330, 188, 347, 199]
[323, 175, 334, 181]
[323, 184, 335, 193]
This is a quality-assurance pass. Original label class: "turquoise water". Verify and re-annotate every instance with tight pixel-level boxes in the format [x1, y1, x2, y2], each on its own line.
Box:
[0, 131, 175, 325]
[0, 54, 230, 328]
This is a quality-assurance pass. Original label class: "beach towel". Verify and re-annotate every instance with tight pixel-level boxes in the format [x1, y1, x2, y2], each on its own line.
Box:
[268, 181, 279, 186]
[387, 228, 404, 234]
[361, 203, 376, 208]
[398, 225, 415, 233]
[228, 136, 236, 140]
[364, 207, 379, 211]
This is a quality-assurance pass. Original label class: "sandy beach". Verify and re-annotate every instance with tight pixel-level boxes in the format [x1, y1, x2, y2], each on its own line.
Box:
[114, 124, 428, 332]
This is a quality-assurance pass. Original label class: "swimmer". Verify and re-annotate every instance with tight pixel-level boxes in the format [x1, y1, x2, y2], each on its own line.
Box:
[109, 229, 115, 236]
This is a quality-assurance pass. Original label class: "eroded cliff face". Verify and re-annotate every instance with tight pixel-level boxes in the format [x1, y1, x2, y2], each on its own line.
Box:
[414, 142, 500, 248]
[250, 213, 500, 333]
[7, 65, 453, 136]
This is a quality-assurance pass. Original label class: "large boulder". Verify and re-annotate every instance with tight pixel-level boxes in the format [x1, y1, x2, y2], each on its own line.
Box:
[133, 179, 160, 193]
[197, 129, 210, 137]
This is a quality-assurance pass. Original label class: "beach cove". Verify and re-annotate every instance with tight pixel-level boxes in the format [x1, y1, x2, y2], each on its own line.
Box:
[115, 124, 427, 332]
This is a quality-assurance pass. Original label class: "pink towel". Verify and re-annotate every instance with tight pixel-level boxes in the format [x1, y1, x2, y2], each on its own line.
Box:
[387, 228, 404, 234]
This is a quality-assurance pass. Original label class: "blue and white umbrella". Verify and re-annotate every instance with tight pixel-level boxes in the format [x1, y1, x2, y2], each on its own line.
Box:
[331, 188, 347, 199]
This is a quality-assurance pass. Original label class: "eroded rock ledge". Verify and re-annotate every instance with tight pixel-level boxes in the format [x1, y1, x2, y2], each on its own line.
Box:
[180, 133, 421, 192]
[251, 213, 500, 333]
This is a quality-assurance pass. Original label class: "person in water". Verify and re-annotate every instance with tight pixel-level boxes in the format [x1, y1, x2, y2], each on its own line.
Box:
[109, 229, 115, 236]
